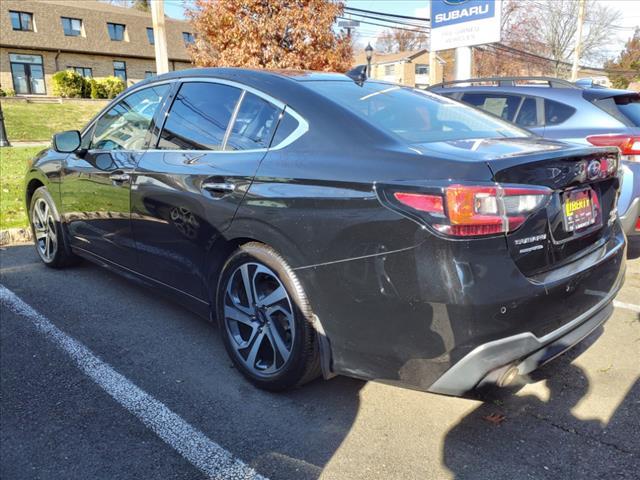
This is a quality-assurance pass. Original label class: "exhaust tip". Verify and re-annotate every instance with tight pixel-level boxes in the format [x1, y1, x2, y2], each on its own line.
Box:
[497, 365, 520, 387]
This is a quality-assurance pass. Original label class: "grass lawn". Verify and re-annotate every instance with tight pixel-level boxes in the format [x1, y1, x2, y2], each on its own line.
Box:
[0, 147, 44, 229]
[1, 100, 106, 142]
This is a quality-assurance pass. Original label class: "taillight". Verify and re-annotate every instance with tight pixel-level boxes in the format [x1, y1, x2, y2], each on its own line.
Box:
[587, 134, 640, 162]
[385, 183, 552, 238]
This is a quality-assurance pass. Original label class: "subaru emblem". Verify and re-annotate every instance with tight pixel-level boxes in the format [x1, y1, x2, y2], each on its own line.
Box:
[587, 160, 601, 180]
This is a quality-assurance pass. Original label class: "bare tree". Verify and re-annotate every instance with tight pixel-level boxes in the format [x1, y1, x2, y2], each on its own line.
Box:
[531, 0, 621, 75]
[375, 28, 428, 53]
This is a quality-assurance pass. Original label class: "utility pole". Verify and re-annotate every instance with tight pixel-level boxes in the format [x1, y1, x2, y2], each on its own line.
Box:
[151, 0, 169, 75]
[571, 0, 586, 82]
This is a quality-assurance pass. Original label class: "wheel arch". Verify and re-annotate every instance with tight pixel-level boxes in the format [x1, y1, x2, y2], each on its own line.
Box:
[25, 172, 47, 210]
[207, 225, 335, 379]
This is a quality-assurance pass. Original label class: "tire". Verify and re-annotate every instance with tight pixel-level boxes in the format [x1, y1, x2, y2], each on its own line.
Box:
[29, 187, 80, 268]
[216, 242, 321, 391]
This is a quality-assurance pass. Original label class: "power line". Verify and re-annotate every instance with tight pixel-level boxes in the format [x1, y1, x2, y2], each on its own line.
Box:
[344, 11, 430, 30]
[344, 6, 430, 22]
[337, 16, 430, 35]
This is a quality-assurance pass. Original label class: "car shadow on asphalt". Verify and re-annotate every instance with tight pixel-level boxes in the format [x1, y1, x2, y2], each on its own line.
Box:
[441, 330, 640, 479]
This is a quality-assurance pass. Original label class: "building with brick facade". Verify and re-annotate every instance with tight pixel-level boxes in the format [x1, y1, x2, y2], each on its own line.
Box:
[0, 0, 193, 96]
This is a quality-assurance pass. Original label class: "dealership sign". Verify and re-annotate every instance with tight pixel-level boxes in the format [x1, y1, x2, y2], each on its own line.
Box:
[430, 0, 501, 51]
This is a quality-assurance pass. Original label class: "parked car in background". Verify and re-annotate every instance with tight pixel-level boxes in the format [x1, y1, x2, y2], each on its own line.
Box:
[24, 69, 626, 396]
[430, 77, 640, 239]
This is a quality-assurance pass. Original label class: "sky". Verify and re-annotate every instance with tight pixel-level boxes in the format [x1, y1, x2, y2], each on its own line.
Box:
[163, 0, 640, 65]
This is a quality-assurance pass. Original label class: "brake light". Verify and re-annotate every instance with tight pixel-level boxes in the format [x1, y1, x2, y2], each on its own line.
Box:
[587, 134, 640, 161]
[636, 217, 640, 232]
[387, 183, 551, 238]
[393, 192, 444, 215]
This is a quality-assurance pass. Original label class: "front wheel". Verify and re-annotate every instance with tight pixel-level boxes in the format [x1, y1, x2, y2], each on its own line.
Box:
[216, 242, 320, 391]
[29, 187, 79, 268]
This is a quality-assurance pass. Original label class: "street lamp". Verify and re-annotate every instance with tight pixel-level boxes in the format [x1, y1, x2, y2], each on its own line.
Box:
[365, 43, 373, 79]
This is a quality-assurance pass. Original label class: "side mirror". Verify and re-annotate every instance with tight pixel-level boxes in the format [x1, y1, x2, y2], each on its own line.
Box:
[52, 130, 81, 153]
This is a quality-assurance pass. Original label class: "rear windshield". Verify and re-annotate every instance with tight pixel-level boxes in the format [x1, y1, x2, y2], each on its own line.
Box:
[308, 82, 528, 143]
[592, 94, 640, 127]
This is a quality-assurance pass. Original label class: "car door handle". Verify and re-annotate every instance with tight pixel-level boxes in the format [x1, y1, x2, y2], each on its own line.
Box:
[202, 182, 236, 194]
[110, 171, 131, 183]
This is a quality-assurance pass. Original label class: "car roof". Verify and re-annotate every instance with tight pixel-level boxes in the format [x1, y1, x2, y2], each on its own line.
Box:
[432, 83, 634, 101]
[143, 67, 355, 85]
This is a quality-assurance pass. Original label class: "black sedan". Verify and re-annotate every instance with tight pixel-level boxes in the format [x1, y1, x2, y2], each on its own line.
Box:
[24, 69, 626, 396]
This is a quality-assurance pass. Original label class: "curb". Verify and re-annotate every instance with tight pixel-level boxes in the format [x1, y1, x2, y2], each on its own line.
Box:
[0, 227, 33, 246]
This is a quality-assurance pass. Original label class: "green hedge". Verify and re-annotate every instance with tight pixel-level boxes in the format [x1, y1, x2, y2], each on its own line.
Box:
[89, 76, 126, 99]
[51, 71, 126, 99]
[52, 70, 86, 98]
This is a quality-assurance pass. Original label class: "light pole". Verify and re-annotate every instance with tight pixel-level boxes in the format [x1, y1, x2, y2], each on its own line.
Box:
[365, 43, 373, 79]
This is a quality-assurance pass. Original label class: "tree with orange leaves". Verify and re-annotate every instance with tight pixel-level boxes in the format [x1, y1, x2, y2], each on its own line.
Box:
[186, 0, 353, 72]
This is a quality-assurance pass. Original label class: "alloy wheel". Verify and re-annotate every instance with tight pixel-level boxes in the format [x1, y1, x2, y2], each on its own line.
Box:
[223, 262, 295, 376]
[31, 197, 57, 262]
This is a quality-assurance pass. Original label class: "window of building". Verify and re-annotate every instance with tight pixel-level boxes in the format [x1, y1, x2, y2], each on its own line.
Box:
[9, 53, 45, 94]
[146, 27, 154, 45]
[61, 17, 82, 36]
[68, 66, 92, 78]
[415, 64, 429, 75]
[10, 11, 34, 31]
[145, 71, 156, 79]
[91, 84, 170, 151]
[182, 32, 194, 46]
[225, 92, 281, 151]
[384, 64, 395, 76]
[159, 82, 242, 150]
[107, 22, 126, 41]
[113, 61, 127, 81]
[544, 99, 576, 125]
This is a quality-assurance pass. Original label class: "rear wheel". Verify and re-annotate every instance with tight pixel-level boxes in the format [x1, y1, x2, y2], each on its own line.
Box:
[29, 187, 79, 268]
[217, 242, 320, 391]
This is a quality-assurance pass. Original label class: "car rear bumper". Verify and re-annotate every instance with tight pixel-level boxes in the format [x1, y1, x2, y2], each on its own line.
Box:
[619, 196, 639, 237]
[427, 271, 622, 396]
[297, 224, 626, 397]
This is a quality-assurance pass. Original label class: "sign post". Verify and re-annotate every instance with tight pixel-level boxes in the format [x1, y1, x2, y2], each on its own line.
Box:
[430, 0, 502, 81]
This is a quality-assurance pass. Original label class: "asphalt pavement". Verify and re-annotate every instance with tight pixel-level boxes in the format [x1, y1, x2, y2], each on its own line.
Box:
[1, 243, 639, 479]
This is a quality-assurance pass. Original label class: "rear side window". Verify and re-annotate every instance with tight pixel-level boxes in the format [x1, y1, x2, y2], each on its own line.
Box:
[225, 92, 280, 151]
[592, 95, 640, 127]
[158, 82, 241, 150]
[91, 83, 169, 150]
[271, 111, 299, 147]
[544, 99, 575, 125]
[460, 93, 522, 121]
[515, 97, 538, 127]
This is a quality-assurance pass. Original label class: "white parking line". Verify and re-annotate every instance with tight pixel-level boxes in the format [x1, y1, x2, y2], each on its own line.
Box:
[613, 300, 640, 314]
[0, 285, 266, 480]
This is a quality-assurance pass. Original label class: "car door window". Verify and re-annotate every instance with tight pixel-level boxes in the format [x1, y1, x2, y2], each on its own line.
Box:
[91, 84, 169, 151]
[515, 97, 538, 127]
[460, 93, 522, 121]
[158, 82, 242, 150]
[544, 99, 576, 125]
[225, 92, 281, 151]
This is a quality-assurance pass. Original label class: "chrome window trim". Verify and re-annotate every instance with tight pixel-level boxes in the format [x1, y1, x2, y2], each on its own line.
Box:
[221, 89, 246, 150]
[81, 76, 309, 154]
